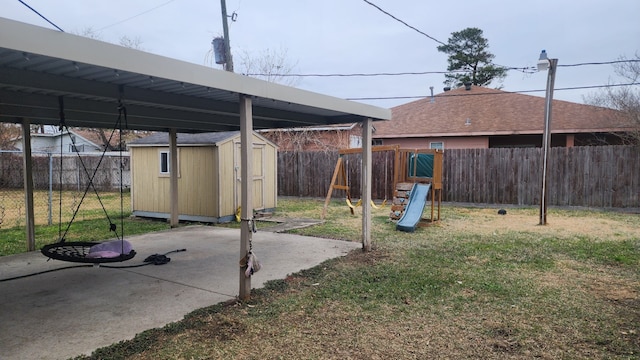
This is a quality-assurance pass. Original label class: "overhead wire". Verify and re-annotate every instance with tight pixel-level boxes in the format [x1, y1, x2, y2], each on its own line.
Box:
[247, 67, 534, 78]
[361, 0, 445, 45]
[356, 0, 638, 102]
[97, 0, 179, 31]
[14, 0, 639, 103]
[558, 59, 640, 67]
[245, 59, 640, 78]
[17, 0, 64, 32]
[345, 82, 640, 101]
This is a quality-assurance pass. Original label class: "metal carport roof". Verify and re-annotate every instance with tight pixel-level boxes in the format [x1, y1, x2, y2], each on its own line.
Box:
[0, 17, 390, 300]
[0, 17, 389, 132]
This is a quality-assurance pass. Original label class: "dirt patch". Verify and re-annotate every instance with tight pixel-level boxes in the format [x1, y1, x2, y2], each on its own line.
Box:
[446, 208, 640, 240]
[191, 314, 247, 342]
[343, 248, 392, 266]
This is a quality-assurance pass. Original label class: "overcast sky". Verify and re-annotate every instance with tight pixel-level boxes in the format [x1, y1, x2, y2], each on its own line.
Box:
[4, 0, 639, 108]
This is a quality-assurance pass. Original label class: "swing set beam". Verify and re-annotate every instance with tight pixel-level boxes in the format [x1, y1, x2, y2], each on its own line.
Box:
[322, 145, 399, 219]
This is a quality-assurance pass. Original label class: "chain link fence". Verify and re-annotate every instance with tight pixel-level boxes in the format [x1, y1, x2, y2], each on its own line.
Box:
[0, 150, 130, 229]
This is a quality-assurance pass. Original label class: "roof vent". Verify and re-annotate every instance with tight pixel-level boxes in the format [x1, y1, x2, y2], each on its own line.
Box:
[464, 82, 472, 90]
[429, 86, 435, 103]
[443, 87, 451, 92]
[465, 118, 471, 126]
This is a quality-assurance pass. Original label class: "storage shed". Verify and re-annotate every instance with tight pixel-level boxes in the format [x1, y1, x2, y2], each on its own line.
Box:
[128, 131, 277, 223]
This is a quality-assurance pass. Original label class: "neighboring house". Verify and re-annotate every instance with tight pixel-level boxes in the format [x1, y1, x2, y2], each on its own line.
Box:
[259, 123, 364, 151]
[128, 131, 278, 223]
[373, 86, 633, 149]
[14, 128, 120, 153]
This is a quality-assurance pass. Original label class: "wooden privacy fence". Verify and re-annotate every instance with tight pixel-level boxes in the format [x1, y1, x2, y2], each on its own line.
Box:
[278, 146, 640, 208]
[278, 150, 396, 201]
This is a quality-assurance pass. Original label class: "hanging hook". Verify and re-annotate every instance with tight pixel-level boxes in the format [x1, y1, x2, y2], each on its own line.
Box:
[57, 96, 65, 131]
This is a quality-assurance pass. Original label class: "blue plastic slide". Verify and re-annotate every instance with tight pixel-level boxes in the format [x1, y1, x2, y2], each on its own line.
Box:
[396, 183, 431, 232]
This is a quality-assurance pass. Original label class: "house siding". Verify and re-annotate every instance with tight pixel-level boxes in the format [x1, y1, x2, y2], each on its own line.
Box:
[16, 132, 101, 153]
[379, 136, 489, 149]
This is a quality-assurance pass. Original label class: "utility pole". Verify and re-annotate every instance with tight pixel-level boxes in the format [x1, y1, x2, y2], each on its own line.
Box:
[537, 50, 557, 225]
[220, 0, 234, 72]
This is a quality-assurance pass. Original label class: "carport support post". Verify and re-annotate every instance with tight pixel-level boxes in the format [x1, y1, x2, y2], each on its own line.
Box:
[21, 118, 36, 251]
[361, 118, 372, 252]
[169, 129, 179, 227]
[239, 94, 253, 300]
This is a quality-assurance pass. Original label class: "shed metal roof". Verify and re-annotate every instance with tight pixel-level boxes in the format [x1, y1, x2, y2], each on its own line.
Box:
[0, 18, 390, 133]
[129, 131, 241, 146]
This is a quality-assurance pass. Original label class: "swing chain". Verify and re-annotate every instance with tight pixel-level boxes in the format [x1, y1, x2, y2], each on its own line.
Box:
[58, 96, 65, 131]
[117, 101, 127, 118]
[239, 217, 257, 254]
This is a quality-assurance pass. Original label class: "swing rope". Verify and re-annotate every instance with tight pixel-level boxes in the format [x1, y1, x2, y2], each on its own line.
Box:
[42, 97, 135, 264]
[57, 96, 64, 240]
[57, 103, 125, 243]
[118, 102, 127, 254]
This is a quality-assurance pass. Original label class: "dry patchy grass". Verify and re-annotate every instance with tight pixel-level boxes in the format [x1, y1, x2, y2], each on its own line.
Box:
[77, 202, 640, 360]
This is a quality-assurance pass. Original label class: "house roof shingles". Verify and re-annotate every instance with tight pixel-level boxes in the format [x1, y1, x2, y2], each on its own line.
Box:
[373, 86, 631, 139]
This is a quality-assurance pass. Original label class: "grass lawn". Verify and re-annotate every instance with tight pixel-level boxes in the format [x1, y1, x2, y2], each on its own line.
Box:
[0, 190, 132, 228]
[0, 190, 171, 256]
[25, 198, 640, 359]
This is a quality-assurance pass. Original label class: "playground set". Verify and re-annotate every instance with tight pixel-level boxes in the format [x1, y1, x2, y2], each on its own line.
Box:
[323, 146, 443, 232]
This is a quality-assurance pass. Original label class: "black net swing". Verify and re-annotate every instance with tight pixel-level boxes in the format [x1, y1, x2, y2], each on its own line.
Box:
[41, 97, 136, 264]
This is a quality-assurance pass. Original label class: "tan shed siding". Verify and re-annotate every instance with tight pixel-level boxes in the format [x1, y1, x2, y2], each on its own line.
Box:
[131, 132, 277, 221]
[211, 146, 220, 217]
[218, 140, 237, 217]
[130, 147, 137, 212]
[264, 143, 277, 209]
[252, 145, 265, 210]
[156, 148, 173, 212]
[131, 147, 169, 213]
[177, 147, 216, 216]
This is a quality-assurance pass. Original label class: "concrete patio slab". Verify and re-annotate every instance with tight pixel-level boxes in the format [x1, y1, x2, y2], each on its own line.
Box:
[0, 225, 360, 360]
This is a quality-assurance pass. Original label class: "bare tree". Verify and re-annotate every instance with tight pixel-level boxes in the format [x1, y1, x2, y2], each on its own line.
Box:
[118, 35, 144, 50]
[207, 45, 346, 151]
[584, 53, 640, 145]
[236, 47, 301, 87]
[261, 127, 353, 153]
[0, 123, 21, 150]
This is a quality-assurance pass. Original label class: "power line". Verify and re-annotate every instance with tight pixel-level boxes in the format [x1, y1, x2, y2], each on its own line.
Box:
[558, 59, 640, 67]
[246, 66, 532, 77]
[361, 0, 445, 45]
[97, 0, 178, 31]
[17, 0, 64, 32]
[246, 59, 640, 78]
[345, 82, 640, 101]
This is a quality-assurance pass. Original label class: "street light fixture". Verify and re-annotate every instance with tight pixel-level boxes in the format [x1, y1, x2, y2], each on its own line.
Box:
[538, 50, 558, 225]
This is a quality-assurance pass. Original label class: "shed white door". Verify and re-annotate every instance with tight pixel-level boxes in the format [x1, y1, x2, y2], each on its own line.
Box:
[234, 142, 266, 212]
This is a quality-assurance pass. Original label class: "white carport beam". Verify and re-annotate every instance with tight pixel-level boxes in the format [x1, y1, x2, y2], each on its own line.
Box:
[21, 118, 36, 251]
[361, 118, 372, 252]
[239, 94, 253, 300]
[169, 129, 179, 227]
